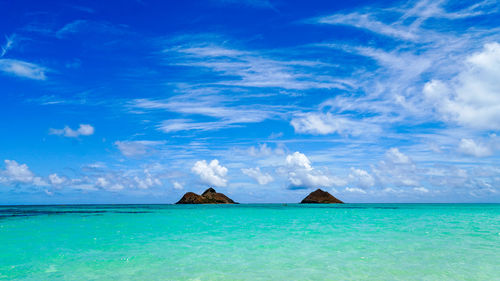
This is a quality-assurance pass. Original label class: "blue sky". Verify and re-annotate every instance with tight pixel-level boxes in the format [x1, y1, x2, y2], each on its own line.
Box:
[1, 0, 500, 204]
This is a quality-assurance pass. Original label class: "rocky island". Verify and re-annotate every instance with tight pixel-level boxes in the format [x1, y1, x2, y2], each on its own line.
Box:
[300, 189, 344, 204]
[176, 188, 236, 204]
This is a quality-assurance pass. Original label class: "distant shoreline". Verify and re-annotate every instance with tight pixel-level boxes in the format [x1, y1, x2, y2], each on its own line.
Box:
[1, 202, 499, 206]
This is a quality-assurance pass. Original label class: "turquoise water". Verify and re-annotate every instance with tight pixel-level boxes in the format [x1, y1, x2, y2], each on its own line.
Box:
[1, 204, 499, 280]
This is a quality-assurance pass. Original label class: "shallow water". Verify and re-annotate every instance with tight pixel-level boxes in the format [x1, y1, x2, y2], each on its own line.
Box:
[1, 204, 499, 280]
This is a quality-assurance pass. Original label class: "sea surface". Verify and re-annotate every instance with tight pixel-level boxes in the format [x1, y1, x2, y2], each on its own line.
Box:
[0, 204, 499, 280]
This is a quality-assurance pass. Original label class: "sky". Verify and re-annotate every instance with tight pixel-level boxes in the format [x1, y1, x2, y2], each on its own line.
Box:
[1, 0, 500, 204]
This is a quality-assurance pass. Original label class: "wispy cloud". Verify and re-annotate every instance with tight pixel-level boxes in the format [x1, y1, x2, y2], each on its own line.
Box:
[316, 12, 419, 41]
[56, 20, 129, 38]
[0, 34, 15, 57]
[115, 140, 166, 157]
[0, 59, 47, 80]
[165, 43, 352, 90]
[314, 0, 498, 42]
[130, 91, 291, 132]
[305, 0, 500, 139]
[291, 112, 381, 136]
[158, 119, 236, 133]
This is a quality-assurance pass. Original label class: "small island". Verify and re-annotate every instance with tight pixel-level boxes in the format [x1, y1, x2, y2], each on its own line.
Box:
[300, 189, 344, 204]
[176, 187, 236, 204]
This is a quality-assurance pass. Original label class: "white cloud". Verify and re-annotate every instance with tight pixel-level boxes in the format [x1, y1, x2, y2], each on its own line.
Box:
[0, 162, 166, 193]
[50, 124, 94, 138]
[0, 160, 47, 187]
[0, 59, 47, 80]
[413, 187, 429, 193]
[132, 95, 286, 133]
[134, 172, 162, 189]
[284, 152, 346, 189]
[382, 187, 401, 194]
[248, 143, 284, 157]
[307, 0, 500, 141]
[348, 168, 375, 188]
[48, 173, 67, 185]
[0, 35, 46, 82]
[424, 42, 500, 130]
[286, 151, 313, 170]
[385, 148, 411, 164]
[314, 1, 496, 42]
[345, 187, 367, 194]
[372, 148, 421, 188]
[95, 177, 110, 188]
[55, 20, 128, 38]
[112, 165, 164, 190]
[172, 181, 184, 190]
[458, 138, 492, 157]
[192, 159, 228, 187]
[75, 167, 164, 191]
[1, 34, 15, 57]
[114, 140, 166, 157]
[2, 160, 36, 183]
[132, 98, 276, 122]
[316, 12, 418, 41]
[158, 119, 235, 133]
[166, 43, 350, 90]
[241, 167, 274, 185]
[291, 112, 379, 136]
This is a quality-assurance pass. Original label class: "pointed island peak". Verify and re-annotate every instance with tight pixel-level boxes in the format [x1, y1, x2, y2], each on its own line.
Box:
[300, 188, 344, 204]
[176, 188, 236, 204]
[202, 187, 216, 196]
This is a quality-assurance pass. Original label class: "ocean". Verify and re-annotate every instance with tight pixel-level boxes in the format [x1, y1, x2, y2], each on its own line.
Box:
[1, 204, 499, 280]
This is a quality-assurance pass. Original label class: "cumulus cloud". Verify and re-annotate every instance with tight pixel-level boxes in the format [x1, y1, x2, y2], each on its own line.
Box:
[48, 173, 67, 186]
[134, 172, 162, 189]
[0, 159, 164, 193]
[248, 143, 285, 157]
[192, 159, 228, 187]
[0, 59, 47, 80]
[0, 160, 47, 187]
[424, 42, 500, 130]
[283, 152, 346, 189]
[95, 177, 124, 191]
[458, 138, 493, 157]
[241, 167, 274, 185]
[286, 151, 313, 170]
[114, 140, 166, 157]
[84, 167, 162, 191]
[385, 148, 411, 164]
[49, 124, 94, 138]
[348, 168, 375, 188]
[372, 148, 420, 188]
